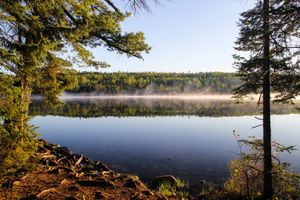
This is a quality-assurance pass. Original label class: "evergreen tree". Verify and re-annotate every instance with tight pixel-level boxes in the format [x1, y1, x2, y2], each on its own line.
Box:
[125, 0, 160, 12]
[233, 0, 300, 199]
[0, 0, 150, 171]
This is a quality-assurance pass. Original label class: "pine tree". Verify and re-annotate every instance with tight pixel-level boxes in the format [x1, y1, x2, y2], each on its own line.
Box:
[0, 0, 150, 171]
[125, 0, 160, 12]
[233, 0, 300, 199]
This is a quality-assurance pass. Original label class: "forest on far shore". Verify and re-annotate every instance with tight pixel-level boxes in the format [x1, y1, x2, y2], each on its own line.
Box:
[67, 72, 240, 94]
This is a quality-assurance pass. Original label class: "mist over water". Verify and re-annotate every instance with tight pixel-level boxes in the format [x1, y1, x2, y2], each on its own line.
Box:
[30, 97, 300, 193]
[60, 93, 235, 100]
[57, 92, 300, 101]
[30, 97, 300, 118]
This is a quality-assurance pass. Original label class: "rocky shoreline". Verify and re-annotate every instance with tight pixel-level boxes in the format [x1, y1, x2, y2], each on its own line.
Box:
[0, 140, 180, 200]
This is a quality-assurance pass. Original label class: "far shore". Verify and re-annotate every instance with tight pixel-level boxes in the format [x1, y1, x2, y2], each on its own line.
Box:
[31, 93, 300, 101]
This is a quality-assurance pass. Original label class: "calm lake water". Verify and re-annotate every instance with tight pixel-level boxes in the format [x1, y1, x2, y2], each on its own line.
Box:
[30, 97, 300, 192]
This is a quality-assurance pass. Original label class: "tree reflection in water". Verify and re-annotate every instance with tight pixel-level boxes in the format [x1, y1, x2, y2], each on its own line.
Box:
[29, 98, 300, 118]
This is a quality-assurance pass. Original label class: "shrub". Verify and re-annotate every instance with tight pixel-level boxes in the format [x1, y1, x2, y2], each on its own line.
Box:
[224, 133, 300, 199]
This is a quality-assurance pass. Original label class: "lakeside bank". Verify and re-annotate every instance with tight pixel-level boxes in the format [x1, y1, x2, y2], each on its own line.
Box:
[0, 140, 180, 200]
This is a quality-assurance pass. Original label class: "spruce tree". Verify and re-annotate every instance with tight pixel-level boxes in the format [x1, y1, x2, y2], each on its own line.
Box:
[234, 0, 299, 199]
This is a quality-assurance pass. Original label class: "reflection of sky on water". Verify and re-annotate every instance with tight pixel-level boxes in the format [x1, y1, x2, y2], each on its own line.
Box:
[31, 113, 300, 192]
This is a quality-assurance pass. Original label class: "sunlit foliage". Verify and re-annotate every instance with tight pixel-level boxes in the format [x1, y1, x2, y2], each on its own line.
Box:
[67, 72, 240, 94]
[225, 134, 300, 199]
[0, 0, 149, 173]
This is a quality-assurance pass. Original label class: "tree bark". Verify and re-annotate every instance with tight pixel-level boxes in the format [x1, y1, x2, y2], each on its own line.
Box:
[262, 0, 273, 199]
[19, 35, 34, 135]
[20, 78, 31, 133]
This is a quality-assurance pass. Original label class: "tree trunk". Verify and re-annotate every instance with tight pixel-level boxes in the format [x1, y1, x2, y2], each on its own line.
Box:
[262, 0, 273, 199]
[19, 37, 34, 135]
[20, 78, 32, 134]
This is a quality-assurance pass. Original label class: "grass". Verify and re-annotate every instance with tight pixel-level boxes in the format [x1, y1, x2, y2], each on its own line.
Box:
[157, 177, 189, 198]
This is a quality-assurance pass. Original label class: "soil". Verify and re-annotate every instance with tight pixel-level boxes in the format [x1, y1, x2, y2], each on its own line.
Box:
[0, 140, 180, 200]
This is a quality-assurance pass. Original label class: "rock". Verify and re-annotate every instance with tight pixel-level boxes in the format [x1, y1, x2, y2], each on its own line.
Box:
[151, 175, 177, 190]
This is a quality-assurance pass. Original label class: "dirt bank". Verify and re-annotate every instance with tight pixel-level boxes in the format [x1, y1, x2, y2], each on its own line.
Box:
[0, 140, 179, 200]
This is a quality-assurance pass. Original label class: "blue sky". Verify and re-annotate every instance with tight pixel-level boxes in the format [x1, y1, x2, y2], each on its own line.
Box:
[86, 0, 255, 73]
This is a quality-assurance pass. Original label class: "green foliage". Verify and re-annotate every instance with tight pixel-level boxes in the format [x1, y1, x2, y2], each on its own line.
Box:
[0, 0, 149, 175]
[199, 183, 220, 198]
[67, 72, 240, 94]
[157, 178, 189, 198]
[0, 0, 150, 103]
[0, 127, 38, 174]
[0, 76, 38, 175]
[158, 182, 176, 196]
[233, 1, 299, 198]
[34, 65, 78, 106]
[224, 134, 300, 199]
[233, 0, 300, 102]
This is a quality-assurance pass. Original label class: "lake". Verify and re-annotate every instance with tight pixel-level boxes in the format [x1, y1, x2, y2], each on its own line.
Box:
[29, 97, 300, 193]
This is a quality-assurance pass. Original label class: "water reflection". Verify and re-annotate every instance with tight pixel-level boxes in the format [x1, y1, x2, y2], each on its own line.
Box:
[29, 98, 300, 193]
[29, 98, 300, 117]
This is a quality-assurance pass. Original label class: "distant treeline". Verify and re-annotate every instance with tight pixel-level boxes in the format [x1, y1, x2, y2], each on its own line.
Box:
[67, 72, 240, 94]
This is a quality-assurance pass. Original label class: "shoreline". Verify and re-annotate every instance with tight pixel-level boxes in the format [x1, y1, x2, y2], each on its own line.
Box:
[0, 140, 179, 200]
[59, 94, 236, 100]
[30, 93, 300, 101]
[0, 140, 257, 200]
